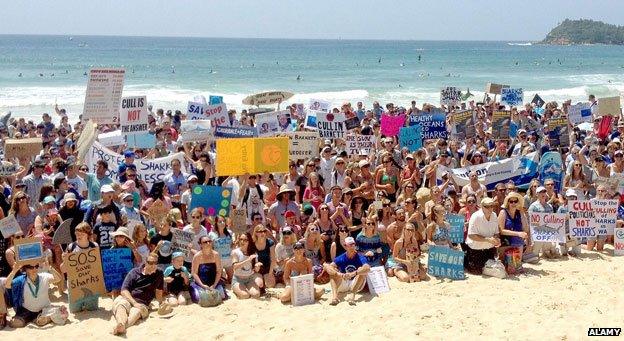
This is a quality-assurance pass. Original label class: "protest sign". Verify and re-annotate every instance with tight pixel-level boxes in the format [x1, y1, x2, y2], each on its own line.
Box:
[14, 237, 44, 265]
[147, 199, 170, 225]
[345, 135, 376, 156]
[287, 132, 319, 159]
[52, 219, 73, 245]
[408, 111, 447, 139]
[547, 118, 569, 147]
[293, 103, 305, 119]
[438, 151, 539, 190]
[308, 99, 331, 112]
[101, 248, 134, 292]
[0, 215, 20, 238]
[214, 125, 258, 138]
[568, 102, 592, 125]
[380, 114, 406, 137]
[304, 111, 318, 130]
[187, 101, 206, 119]
[0, 161, 18, 176]
[76, 120, 97, 162]
[230, 208, 248, 235]
[485, 83, 509, 94]
[242, 91, 293, 106]
[317, 112, 346, 139]
[529, 212, 567, 243]
[491, 111, 511, 140]
[366, 266, 391, 295]
[66, 247, 106, 308]
[83, 68, 125, 124]
[427, 245, 465, 280]
[4, 138, 43, 159]
[531, 94, 545, 108]
[178, 120, 213, 143]
[538, 151, 564, 193]
[120, 96, 148, 135]
[591, 199, 617, 236]
[126, 133, 157, 149]
[450, 110, 475, 140]
[205, 103, 230, 127]
[568, 200, 596, 239]
[501, 88, 523, 106]
[98, 130, 126, 147]
[209, 95, 223, 105]
[256, 111, 280, 136]
[614, 228, 624, 256]
[447, 214, 465, 243]
[344, 116, 361, 131]
[85, 141, 186, 187]
[291, 274, 315, 306]
[399, 125, 423, 152]
[171, 229, 194, 259]
[190, 185, 233, 217]
[216, 137, 289, 176]
[440, 87, 462, 106]
[598, 96, 621, 117]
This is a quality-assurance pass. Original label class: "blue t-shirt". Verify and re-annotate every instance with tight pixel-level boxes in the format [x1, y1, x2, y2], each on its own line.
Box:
[333, 252, 368, 273]
[208, 231, 233, 263]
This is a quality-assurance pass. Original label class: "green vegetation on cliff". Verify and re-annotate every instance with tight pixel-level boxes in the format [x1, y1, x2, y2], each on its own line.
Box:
[542, 19, 624, 45]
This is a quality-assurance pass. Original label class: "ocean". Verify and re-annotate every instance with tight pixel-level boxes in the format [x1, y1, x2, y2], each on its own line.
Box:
[1, 34, 624, 122]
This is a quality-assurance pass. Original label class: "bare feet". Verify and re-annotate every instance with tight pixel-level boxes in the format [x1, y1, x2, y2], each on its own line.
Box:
[113, 322, 126, 335]
[329, 298, 340, 306]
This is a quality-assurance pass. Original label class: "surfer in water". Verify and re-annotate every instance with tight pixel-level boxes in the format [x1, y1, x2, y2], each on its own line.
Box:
[296, 75, 301, 81]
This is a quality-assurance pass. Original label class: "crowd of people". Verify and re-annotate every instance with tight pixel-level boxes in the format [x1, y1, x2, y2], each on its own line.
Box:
[0, 93, 622, 335]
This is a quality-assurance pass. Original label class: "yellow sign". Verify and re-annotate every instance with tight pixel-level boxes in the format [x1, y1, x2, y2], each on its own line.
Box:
[217, 137, 289, 176]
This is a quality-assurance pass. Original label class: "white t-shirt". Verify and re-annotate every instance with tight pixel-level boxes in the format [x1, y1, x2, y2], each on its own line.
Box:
[22, 272, 54, 312]
[466, 210, 498, 250]
[231, 248, 254, 278]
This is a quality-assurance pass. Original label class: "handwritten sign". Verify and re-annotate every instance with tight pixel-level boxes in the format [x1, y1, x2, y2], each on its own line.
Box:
[440, 87, 462, 106]
[598, 96, 621, 117]
[66, 247, 106, 308]
[171, 229, 194, 259]
[568, 200, 595, 239]
[83, 68, 125, 124]
[187, 101, 205, 118]
[204, 103, 229, 127]
[568, 102, 592, 125]
[120, 96, 148, 135]
[52, 219, 74, 245]
[500, 88, 523, 106]
[615, 228, 624, 256]
[427, 245, 465, 280]
[287, 132, 319, 159]
[147, 199, 169, 225]
[491, 111, 511, 140]
[408, 111, 447, 139]
[345, 135, 376, 156]
[529, 212, 567, 243]
[0, 161, 18, 176]
[15, 237, 44, 265]
[291, 273, 315, 306]
[366, 266, 391, 295]
[0, 215, 20, 238]
[317, 112, 346, 139]
[591, 199, 617, 236]
[229, 208, 248, 235]
[4, 138, 43, 159]
[399, 125, 423, 152]
[447, 214, 465, 243]
[101, 248, 134, 292]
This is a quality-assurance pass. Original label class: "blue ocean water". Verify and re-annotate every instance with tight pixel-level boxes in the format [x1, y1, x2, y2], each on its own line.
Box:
[1, 34, 623, 121]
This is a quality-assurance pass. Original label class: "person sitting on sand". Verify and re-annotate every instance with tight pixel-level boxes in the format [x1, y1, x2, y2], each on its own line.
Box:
[279, 241, 324, 303]
[465, 198, 501, 274]
[386, 223, 426, 282]
[163, 252, 190, 307]
[4, 259, 64, 328]
[231, 233, 263, 299]
[324, 236, 370, 306]
[112, 253, 165, 335]
[190, 236, 226, 303]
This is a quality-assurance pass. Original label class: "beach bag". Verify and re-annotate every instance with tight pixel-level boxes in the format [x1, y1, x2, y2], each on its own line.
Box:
[503, 248, 522, 275]
[197, 287, 222, 307]
[482, 259, 506, 279]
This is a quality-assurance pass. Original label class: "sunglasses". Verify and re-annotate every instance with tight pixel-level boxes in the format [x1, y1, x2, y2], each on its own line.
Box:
[256, 230, 267, 234]
[320, 207, 329, 211]
[14, 235, 24, 239]
[253, 217, 263, 221]
[282, 230, 293, 236]
[192, 215, 202, 219]
[309, 227, 320, 232]
[124, 199, 133, 202]
[239, 238, 248, 242]
[508, 200, 518, 204]
[467, 200, 476, 204]
[200, 240, 213, 244]
[146, 260, 158, 265]
[339, 229, 349, 233]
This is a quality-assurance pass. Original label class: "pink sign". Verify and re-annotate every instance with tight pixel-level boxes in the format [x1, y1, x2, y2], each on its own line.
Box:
[380, 114, 406, 137]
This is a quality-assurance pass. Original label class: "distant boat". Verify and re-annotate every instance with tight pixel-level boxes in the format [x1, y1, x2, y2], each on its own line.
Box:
[507, 42, 532, 46]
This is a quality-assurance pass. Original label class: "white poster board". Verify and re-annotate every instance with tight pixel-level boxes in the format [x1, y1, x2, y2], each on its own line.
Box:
[345, 135, 376, 155]
[366, 266, 390, 295]
[291, 273, 315, 306]
[0, 215, 20, 238]
[120, 96, 149, 135]
[287, 132, 319, 159]
[98, 130, 126, 147]
[83, 68, 125, 124]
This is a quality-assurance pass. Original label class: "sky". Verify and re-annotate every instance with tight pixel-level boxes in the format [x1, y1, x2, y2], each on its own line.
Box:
[2, 0, 624, 41]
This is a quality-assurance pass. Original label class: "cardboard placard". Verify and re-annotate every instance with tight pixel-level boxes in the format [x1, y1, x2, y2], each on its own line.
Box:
[286, 132, 319, 159]
[214, 125, 258, 139]
[171, 229, 194, 259]
[366, 266, 390, 295]
[83, 68, 125, 124]
[76, 120, 97, 162]
[0, 161, 18, 176]
[291, 273, 315, 306]
[66, 247, 106, 307]
[598, 96, 621, 117]
[4, 138, 43, 160]
[14, 237, 44, 265]
[500, 88, 524, 107]
[529, 212, 567, 243]
[0, 215, 20, 238]
[568, 102, 592, 125]
[447, 214, 465, 244]
[568, 200, 595, 239]
[450, 110, 476, 140]
[216, 137, 289, 176]
[101, 248, 134, 292]
[147, 199, 169, 225]
[408, 111, 447, 139]
[531, 94, 545, 108]
[399, 126, 423, 152]
[308, 99, 331, 112]
[440, 87, 462, 106]
[614, 228, 624, 256]
[229, 208, 248, 235]
[242, 91, 293, 106]
[178, 120, 213, 143]
[485, 83, 509, 95]
[427, 245, 465, 280]
[591, 199, 617, 236]
[316, 112, 346, 139]
[547, 118, 569, 147]
[380, 114, 406, 137]
[98, 130, 126, 147]
[345, 135, 376, 156]
[491, 111, 511, 140]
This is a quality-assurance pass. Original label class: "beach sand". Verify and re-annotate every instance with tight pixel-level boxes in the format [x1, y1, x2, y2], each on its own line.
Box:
[4, 246, 623, 340]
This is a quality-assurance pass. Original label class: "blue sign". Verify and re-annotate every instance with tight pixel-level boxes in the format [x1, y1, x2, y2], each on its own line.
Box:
[101, 248, 133, 292]
[501, 88, 524, 106]
[538, 151, 564, 193]
[408, 111, 447, 139]
[214, 125, 258, 138]
[17, 242, 43, 262]
[427, 246, 465, 280]
[190, 185, 233, 217]
[127, 133, 157, 149]
[447, 214, 465, 243]
[399, 125, 423, 152]
[209, 95, 223, 105]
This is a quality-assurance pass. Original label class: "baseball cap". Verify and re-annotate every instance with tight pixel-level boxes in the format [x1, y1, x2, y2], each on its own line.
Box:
[345, 237, 356, 246]
[284, 210, 296, 218]
[565, 189, 578, 198]
[358, 159, 370, 168]
[124, 150, 135, 158]
[293, 242, 305, 250]
[43, 196, 56, 205]
[536, 186, 547, 193]
[101, 184, 115, 193]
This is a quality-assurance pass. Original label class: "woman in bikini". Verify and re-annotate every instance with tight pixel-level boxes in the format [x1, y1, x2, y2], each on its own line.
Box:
[375, 156, 399, 202]
[279, 242, 324, 303]
[426, 204, 452, 248]
[387, 223, 427, 282]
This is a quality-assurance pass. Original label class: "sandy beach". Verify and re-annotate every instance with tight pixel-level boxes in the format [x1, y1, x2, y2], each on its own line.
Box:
[3, 246, 622, 340]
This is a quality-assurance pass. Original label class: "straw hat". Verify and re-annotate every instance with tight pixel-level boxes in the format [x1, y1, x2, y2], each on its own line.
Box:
[276, 185, 295, 200]
[502, 192, 525, 209]
[415, 187, 431, 208]
[110, 227, 132, 239]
